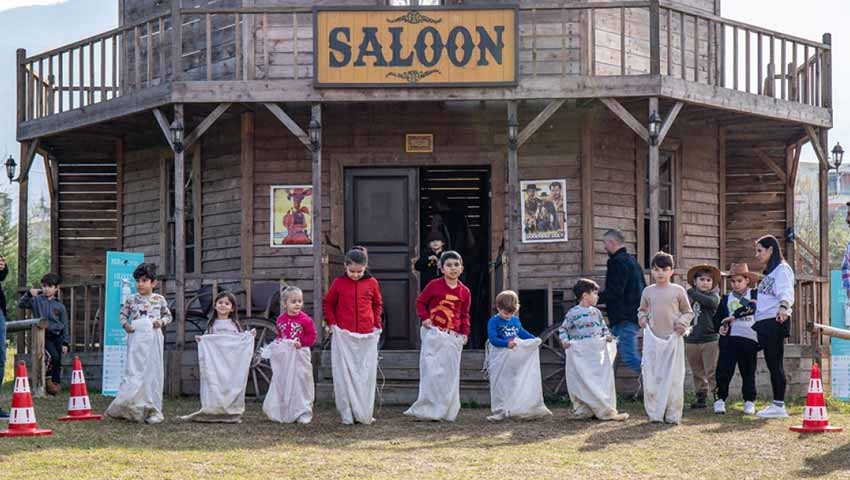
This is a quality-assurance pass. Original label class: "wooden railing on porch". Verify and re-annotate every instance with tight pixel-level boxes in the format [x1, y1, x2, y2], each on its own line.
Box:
[17, 2, 832, 124]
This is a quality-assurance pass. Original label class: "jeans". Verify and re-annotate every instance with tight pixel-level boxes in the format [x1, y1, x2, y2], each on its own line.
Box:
[610, 321, 642, 373]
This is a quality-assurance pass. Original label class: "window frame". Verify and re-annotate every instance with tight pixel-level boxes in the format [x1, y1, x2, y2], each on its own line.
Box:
[639, 142, 682, 268]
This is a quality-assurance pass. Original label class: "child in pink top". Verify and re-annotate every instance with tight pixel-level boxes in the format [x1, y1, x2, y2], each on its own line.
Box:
[276, 286, 317, 348]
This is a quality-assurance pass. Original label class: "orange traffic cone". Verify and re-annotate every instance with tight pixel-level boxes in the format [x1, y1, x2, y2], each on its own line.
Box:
[0, 362, 53, 437]
[59, 356, 102, 422]
[790, 362, 842, 433]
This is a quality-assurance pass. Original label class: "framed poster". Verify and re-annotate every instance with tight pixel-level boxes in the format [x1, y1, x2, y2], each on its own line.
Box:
[270, 185, 314, 247]
[520, 179, 568, 243]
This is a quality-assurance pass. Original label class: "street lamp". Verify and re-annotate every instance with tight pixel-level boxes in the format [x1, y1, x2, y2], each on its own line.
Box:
[648, 110, 662, 146]
[507, 113, 519, 149]
[170, 119, 184, 154]
[308, 118, 321, 150]
[831, 142, 844, 170]
[4, 155, 16, 183]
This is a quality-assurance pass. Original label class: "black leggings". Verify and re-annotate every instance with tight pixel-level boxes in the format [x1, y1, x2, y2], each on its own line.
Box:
[45, 333, 63, 384]
[756, 320, 788, 402]
[715, 336, 759, 402]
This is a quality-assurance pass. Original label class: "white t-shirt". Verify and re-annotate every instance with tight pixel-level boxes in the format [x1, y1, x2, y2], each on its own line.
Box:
[755, 262, 795, 322]
[209, 318, 240, 334]
[727, 291, 758, 342]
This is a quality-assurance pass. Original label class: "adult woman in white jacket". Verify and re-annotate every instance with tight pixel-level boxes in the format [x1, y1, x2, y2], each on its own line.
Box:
[753, 235, 795, 418]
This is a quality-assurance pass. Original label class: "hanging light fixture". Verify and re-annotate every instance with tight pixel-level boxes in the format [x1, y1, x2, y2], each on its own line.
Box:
[831, 142, 844, 170]
[648, 110, 662, 146]
[170, 119, 184, 154]
[5, 155, 16, 183]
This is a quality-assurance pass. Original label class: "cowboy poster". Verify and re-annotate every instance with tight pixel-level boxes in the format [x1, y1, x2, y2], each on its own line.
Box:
[271, 185, 313, 247]
[520, 179, 568, 243]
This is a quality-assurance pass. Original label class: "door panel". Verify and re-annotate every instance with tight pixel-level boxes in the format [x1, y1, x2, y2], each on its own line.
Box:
[345, 168, 419, 349]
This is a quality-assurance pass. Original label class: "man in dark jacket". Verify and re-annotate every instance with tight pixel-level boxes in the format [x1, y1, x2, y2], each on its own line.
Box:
[598, 229, 645, 374]
[0, 255, 9, 419]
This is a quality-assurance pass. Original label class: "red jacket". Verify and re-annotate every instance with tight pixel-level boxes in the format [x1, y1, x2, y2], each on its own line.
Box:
[323, 274, 383, 334]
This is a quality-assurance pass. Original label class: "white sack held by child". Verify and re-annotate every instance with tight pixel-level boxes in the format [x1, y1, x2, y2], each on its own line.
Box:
[404, 326, 465, 422]
[263, 338, 315, 424]
[106, 316, 164, 423]
[179, 332, 254, 423]
[564, 337, 619, 419]
[331, 325, 381, 425]
[485, 337, 551, 421]
[642, 327, 686, 423]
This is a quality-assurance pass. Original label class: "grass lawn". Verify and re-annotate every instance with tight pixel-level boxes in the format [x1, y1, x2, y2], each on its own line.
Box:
[2, 351, 850, 479]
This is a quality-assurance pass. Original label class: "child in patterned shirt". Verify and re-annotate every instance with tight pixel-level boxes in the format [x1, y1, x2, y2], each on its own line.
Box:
[559, 279, 613, 347]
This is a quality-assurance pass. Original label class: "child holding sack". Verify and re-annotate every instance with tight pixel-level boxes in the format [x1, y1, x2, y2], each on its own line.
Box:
[485, 290, 551, 421]
[406, 251, 470, 422]
[638, 252, 694, 424]
[180, 292, 255, 423]
[264, 286, 317, 424]
[323, 248, 383, 425]
[560, 279, 628, 421]
[106, 263, 171, 424]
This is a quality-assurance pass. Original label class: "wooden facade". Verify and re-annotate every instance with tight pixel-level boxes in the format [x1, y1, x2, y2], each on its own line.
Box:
[13, 0, 834, 401]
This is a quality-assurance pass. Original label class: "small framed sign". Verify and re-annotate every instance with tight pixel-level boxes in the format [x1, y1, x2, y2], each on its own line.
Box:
[405, 133, 434, 153]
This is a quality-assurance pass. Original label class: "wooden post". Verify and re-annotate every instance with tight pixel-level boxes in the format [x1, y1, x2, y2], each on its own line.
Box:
[171, 0, 182, 81]
[48, 155, 60, 274]
[581, 109, 594, 273]
[507, 101, 519, 290]
[718, 127, 727, 269]
[30, 319, 48, 398]
[648, 97, 660, 256]
[817, 129, 829, 364]
[170, 103, 185, 396]
[649, 0, 660, 75]
[311, 103, 324, 340]
[16, 49, 26, 125]
[240, 112, 254, 287]
[17, 142, 31, 314]
[785, 142, 797, 269]
[822, 34, 832, 110]
[115, 139, 124, 250]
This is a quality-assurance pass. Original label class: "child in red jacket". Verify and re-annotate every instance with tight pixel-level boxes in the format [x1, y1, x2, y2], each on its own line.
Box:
[322, 248, 384, 424]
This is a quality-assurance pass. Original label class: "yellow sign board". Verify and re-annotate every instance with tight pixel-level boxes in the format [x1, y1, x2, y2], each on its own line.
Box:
[314, 7, 517, 87]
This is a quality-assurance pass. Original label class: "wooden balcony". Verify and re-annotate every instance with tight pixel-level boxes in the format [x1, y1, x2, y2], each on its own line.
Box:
[16, 2, 833, 140]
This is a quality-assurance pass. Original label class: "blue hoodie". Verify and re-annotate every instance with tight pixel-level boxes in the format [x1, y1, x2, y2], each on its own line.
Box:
[487, 314, 535, 348]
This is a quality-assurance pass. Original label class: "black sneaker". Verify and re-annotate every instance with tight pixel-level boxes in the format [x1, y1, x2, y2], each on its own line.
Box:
[0, 408, 9, 420]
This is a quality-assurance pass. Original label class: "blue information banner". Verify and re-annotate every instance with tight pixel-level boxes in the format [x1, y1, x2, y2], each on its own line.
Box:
[830, 269, 850, 401]
[101, 251, 144, 396]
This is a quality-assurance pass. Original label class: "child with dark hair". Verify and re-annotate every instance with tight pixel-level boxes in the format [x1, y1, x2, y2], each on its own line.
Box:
[323, 248, 383, 424]
[106, 262, 171, 424]
[684, 265, 721, 410]
[559, 278, 628, 421]
[18, 272, 68, 395]
[414, 231, 447, 290]
[406, 250, 471, 421]
[637, 252, 693, 424]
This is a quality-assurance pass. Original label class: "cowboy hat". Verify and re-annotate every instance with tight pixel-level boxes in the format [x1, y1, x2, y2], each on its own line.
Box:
[686, 264, 722, 288]
[724, 262, 760, 285]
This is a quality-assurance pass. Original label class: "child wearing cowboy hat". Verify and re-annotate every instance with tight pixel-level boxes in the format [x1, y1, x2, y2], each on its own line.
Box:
[684, 264, 722, 409]
[712, 263, 761, 415]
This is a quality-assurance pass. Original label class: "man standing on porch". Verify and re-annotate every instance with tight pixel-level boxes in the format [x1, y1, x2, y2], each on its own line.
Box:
[599, 230, 646, 379]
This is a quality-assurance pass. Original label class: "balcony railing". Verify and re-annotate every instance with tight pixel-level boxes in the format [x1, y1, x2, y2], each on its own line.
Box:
[17, 2, 832, 124]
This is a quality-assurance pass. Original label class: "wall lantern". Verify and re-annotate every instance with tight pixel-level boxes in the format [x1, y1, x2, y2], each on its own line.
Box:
[170, 119, 184, 154]
[5, 155, 16, 183]
[507, 113, 519, 149]
[831, 142, 844, 170]
[648, 110, 662, 146]
[309, 118, 321, 150]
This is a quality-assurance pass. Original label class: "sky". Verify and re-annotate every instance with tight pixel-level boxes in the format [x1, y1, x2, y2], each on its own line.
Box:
[0, 0, 846, 222]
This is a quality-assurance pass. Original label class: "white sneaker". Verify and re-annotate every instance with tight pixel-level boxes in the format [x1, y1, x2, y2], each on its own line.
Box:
[756, 403, 789, 418]
[743, 401, 756, 415]
[713, 399, 726, 414]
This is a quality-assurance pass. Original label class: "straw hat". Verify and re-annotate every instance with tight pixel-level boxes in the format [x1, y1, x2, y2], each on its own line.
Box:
[724, 262, 760, 285]
[686, 264, 722, 287]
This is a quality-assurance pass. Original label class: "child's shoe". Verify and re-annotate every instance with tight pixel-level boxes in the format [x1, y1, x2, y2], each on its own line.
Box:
[690, 392, 707, 409]
[607, 412, 629, 421]
[486, 412, 506, 422]
[45, 379, 60, 396]
[713, 399, 726, 414]
[0, 408, 9, 420]
[756, 402, 789, 418]
[743, 401, 756, 415]
[145, 412, 165, 424]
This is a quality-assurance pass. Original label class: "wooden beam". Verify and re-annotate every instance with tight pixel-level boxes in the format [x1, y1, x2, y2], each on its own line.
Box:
[785, 143, 796, 268]
[183, 102, 232, 151]
[648, 97, 660, 256]
[600, 97, 650, 144]
[48, 154, 59, 275]
[152, 108, 175, 151]
[263, 102, 310, 150]
[581, 109, 595, 273]
[240, 112, 254, 288]
[718, 127, 726, 269]
[789, 141, 802, 188]
[507, 101, 519, 290]
[19, 138, 39, 183]
[805, 125, 830, 170]
[192, 143, 202, 274]
[516, 99, 566, 149]
[756, 149, 787, 184]
[657, 101, 684, 146]
[170, 103, 185, 397]
[115, 139, 123, 250]
[42, 154, 55, 197]
[311, 103, 323, 341]
[171, 0, 182, 81]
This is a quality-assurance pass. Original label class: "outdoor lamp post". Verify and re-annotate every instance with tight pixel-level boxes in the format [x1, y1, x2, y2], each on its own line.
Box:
[309, 118, 321, 150]
[507, 113, 519, 150]
[832, 142, 844, 170]
[648, 110, 662, 146]
[5, 155, 16, 183]
[170, 119, 184, 154]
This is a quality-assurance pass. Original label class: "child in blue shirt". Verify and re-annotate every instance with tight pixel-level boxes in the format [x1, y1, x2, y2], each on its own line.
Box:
[487, 290, 536, 348]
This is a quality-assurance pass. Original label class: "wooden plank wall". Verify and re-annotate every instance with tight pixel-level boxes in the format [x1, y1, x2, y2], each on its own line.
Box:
[122, 146, 168, 266]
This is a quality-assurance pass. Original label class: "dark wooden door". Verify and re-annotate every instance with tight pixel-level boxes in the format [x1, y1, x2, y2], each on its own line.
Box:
[345, 168, 419, 349]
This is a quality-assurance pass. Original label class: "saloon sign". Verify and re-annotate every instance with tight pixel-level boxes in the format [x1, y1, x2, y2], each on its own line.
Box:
[314, 7, 517, 87]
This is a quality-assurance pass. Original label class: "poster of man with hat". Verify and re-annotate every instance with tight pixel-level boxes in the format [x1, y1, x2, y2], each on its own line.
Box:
[520, 179, 568, 243]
